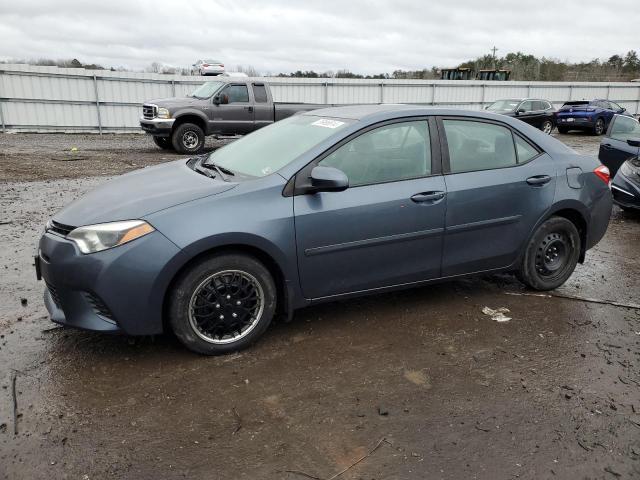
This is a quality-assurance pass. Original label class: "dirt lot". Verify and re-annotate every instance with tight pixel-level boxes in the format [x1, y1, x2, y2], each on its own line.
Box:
[1, 132, 639, 479]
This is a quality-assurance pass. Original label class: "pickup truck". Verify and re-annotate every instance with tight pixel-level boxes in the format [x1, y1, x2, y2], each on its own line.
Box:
[140, 79, 329, 154]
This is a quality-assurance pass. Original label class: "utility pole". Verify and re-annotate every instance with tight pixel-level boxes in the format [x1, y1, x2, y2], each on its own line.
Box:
[491, 46, 498, 69]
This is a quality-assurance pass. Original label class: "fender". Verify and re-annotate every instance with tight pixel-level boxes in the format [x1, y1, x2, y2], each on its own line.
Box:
[172, 108, 209, 129]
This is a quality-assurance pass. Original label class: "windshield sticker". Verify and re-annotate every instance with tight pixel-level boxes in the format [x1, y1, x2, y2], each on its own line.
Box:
[312, 119, 345, 129]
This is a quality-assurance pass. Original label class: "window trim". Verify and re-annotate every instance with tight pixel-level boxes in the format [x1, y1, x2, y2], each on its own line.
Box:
[436, 116, 543, 175]
[287, 116, 441, 196]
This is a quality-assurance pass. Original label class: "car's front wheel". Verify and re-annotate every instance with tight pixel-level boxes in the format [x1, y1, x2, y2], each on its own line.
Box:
[152, 136, 173, 150]
[172, 123, 205, 154]
[541, 120, 553, 135]
[557, 126, 569, 134]
[169, 253, 277, 355]
[518, 217, 581, 291]
[592, 118, 605, 135]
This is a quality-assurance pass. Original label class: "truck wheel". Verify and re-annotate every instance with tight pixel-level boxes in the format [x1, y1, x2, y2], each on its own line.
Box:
[518, 217, 581, 291]
[172, 123, 205, 154]
[168, 253, 277, 355]
[152, 136, 173, 150]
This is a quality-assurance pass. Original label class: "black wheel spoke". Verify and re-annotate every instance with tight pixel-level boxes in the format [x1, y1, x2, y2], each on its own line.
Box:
[188, 269, 264, 344]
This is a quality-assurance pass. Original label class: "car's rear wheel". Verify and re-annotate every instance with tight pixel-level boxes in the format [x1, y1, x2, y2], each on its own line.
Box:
[172, 123, 205, 154]
[518, 217, 581, 291]
[169, 253, 277, 355]
[592, 118, 605, 135]
[557, 126, 569, 134]
[541, 120, 553, 135]
[152, 136, 173, 150]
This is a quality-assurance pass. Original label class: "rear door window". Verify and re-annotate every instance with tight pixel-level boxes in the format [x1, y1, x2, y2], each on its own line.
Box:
[514, 135, 539, 163]
[519, 101, 534, 112]
[252, 84, 268, 103]
[443, 119, 517, 173]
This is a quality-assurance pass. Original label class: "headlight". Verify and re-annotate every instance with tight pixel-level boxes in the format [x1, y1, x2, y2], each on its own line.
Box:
[67, 220, 155, 254]
[156, 107, 171, 119]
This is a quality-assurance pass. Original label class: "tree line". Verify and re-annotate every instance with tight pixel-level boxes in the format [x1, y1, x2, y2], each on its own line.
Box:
[3, 51, 640, 81]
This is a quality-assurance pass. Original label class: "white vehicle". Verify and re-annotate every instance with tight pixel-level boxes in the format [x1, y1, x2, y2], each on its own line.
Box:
[191, 59, 225, 76]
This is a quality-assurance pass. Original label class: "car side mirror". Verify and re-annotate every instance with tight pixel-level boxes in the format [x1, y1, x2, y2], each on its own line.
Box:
[309, 166, 348, 193]
[626, 138, 640, 147]
[213, 94, 229, 105]
[620, 108, 627, 113]
[516, 108, 525, 114]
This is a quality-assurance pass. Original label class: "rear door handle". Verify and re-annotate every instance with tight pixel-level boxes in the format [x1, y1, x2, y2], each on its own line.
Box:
[602, 143, 612, 149]
[411, 191, 446, 203]
[526, 175, 552, 186]
[245, 106, 254, 112]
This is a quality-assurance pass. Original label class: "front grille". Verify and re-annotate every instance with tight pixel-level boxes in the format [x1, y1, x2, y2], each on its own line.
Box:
[48, 220, 75, 237]
[142, 104, 157, 120]
[84, 292, 116, 323]
[45, 281, 62, 308]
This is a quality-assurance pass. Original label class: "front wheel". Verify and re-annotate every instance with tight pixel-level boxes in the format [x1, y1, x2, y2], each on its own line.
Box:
[592, 118, 605, 136]
[152, 136, 173, 150]
[519, 217, 581, 291]
[169, 253, 277, 355]
[541, 120, 553, 135]
[172, 123, 205, 154]
[557, 126, 569, 134]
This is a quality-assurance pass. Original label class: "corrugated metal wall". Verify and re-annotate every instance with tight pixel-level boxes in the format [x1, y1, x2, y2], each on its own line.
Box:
[1, 64, 639, 133]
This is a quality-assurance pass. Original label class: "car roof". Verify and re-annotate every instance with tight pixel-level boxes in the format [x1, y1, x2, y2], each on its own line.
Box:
[302, 104, 525, 123]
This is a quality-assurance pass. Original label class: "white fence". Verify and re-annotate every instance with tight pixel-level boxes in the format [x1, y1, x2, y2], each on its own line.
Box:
[1, 64, 640, 133]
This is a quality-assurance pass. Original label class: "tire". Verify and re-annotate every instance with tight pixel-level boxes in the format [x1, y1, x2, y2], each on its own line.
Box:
[169, 253, 277, 355]
[152, 136, 173, 150]
[592, 117, 605, 136]
[541, 120, 554, 135]
[171, 123, 205, 154]
[519, 217, 581, 291]
[557, 126, 569, 134]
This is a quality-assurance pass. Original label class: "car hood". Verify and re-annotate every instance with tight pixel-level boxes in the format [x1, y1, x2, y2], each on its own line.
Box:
[54, 160, 236, 227]
[146, 97, 205, 108]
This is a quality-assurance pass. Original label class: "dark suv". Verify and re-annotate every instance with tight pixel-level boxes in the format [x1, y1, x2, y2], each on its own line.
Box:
[486, 99, 556, 134]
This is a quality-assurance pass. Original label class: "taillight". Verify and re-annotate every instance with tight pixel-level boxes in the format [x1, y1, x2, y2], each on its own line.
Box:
[220, 64, 224, 68]
[202, 64, 209, 67]
[593, 165, 611, 185]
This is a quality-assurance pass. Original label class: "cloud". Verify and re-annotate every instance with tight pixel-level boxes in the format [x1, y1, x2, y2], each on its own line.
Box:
[0, 0, 637, 74]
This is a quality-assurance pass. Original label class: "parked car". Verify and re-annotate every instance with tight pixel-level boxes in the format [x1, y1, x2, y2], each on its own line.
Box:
[598, 114, 640, 210]
[38, 106, 613, 354]
[140, 79, 332, 154]
[191, 60, 225, 76]
[486, 98, 555, 134]
[556, 99, 631, 135]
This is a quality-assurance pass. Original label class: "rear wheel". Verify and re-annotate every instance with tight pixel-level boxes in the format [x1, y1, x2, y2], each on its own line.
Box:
[169, 253, 277, 355]
[152, 136, 173, 150]
[172, 123, 205, 154]
[557, 126, 569, 134]
[519, 217, 581, 291]
[592, 118, 605, 135]
[541, 120, 553, 135]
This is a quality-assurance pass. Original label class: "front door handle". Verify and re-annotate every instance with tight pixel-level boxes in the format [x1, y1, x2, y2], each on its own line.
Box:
[526, 175, 552, 186]
[411, 191, 446, 203]
[601, 143, 612, 149]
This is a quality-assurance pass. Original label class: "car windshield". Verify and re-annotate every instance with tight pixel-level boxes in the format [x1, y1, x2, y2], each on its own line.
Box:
[205, 115, 354, 177]
[189, 81, 224, 99]
[487, 99, 520, 112]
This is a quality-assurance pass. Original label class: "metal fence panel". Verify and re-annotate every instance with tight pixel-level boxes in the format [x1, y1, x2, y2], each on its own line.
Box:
[1, 64, 639, 133]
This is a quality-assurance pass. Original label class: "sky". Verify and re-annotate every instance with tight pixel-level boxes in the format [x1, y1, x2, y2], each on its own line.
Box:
[0, 0, 638, 75]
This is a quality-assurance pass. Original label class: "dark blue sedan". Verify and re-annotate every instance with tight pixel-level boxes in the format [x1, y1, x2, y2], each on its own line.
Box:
[556, 99, 631, 135]
[37, 105, 613, 354]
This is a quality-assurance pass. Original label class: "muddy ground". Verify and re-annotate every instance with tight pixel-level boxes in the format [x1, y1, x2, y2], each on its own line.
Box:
[0, 132, 639, 480]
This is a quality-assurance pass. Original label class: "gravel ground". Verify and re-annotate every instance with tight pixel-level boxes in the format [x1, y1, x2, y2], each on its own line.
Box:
[1, 132, 639, 479]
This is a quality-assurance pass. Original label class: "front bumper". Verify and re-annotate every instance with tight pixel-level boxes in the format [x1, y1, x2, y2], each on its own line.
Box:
[140, 117, 175, 137]
[37, 229, 187, 335]
[612, 172, 640, 209]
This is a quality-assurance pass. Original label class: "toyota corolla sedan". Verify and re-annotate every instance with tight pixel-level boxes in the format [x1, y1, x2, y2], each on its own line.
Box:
[37, 105, 612, 355]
